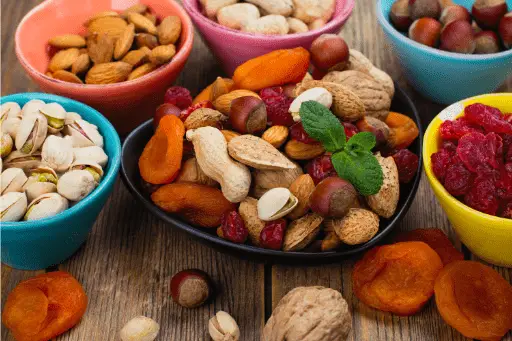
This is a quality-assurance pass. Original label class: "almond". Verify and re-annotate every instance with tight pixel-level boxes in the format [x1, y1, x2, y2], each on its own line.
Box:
[45, 72, 53, 78]
[326, 208, 379, 245]
[210, 77, 231, 101]
[149, 44, 176, 65]
[213, 90, 260, 114]
[71, 53, 91, 74]
[184, 108, 227, 130]
[221, 130, 240, 143]
[85, 62, 132, 84]
[239, 197, 265, 246]
[49, 48, 80, 72]
[144, 13, 158, 25]
[87, 16, 128, 40]
[158, 16, 182, 45]
[262, 126, 289, 148]
[135, 33, 159, 49]
[48, 34, 86, 48]
[228, 135, 296, 170]
[87, 33, 114, 64]
[85, 11, 120, 26]
[284, 140, 325, 160]
[121, 47, 150, 67]
[114, 23, 135, 60]
[283, 213, 323, 251]
[366, 154, 399, 218]
[127, 62, 157, 81]
[53, 70, 83, 84]
[287, 174, 315, 220]
[122, 3, 148, 17]
[127, 12, 158, 35]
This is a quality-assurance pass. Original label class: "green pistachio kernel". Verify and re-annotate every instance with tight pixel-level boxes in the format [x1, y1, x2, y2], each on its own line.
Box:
[45, 115, 65, 130]
[23, 205, 34, 220]
[31, 172, 58, 184]
[20, 142, 33, 154]
[85, 167, 101, 182]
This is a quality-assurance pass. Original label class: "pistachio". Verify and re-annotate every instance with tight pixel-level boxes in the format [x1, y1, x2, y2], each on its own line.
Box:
[73, 146, 108, 168]
[57, 170, 96, 202]
[257, 187, 298, 221]
[64, 112, 82, 125]
[39, 102, 66, 133]
[120, 316, 160, 341]
[1, 168, 28, 194]
[289, 87, 333, 122]
[41, 135, 74, 172]
[1, 102, 21, 121]
[63, 119, 104, 148]
[24, 193, 68, 221]
[23, 166, 58, 202]
[15, 113, 48, 154]
[21, 99, 45, 117]
[1, 117, 21, 139]
[3, 151, 42, 172]
[0, 192, 27, 222]
[208, 311, 240, 341]
[70, 160, 104, 183]
[1, 133, 13, 158]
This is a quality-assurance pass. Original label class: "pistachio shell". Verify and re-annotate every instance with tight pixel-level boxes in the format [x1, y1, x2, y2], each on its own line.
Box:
[70, 159, 104, 183]
[21, 99, 45, 117]
[1, 168, 28, 194]
[24, 182, 58, 204]
[57, 170, 96, 202]
[23, 167, 59, 202]
[39, 103, 66, 133]
[1, 117, 21, 139]
[63, 119, 104, 148]
[64, 112, 82, 125]
[1, 133, 13, 158]
[4, 151, 43, 172]
[24, 193, 68, 221]
[41, 135, 74, 172]
[73, 146, 108, 167]
[15, 113, 48, 154]
[0, 192, 27, 221]
[257, 187, 298, 221]
[1, 102, 21, 120]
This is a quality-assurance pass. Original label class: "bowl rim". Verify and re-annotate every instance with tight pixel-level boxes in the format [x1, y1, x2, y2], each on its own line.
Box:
[14, 0, 195, 90]
[0, 92, 122, 231]
[423, 92, 512, 226]
[181, 0, 355, 41]
[376, 0, 512, 61]
[120, 83, 424, 261]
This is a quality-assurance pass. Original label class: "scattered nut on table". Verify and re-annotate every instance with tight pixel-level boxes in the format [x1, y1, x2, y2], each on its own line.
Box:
[208, 311, 240, 341]
[120, 316, 160, 341]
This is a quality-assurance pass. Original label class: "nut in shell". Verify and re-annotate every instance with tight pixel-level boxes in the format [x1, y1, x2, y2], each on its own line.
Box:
[63, 119, 104, 148]
[23, 166, 58, 203]
[0, 192, 28, 222]
[64, 112, 82, 126]
[239, 197, 266, 245]
[21, 99, 45, 117]
[120, 316, 160, 341]
[24, 193, 68, 221]
[184, 108, 227, 130]
[41, 135, 74, 172]
[1, 117, 21, 140]
[1, 168, 28, 195]
[327, 208, 379, 245]
[73, 146, 108, 168]
[289, 87, 333, 122]
[57, 170, 97, 202]
[15, 113, 48, 154]
[209, 311, 240, 341]
[283, 213, 323, 251]
[1, 102, 21, 120]
[252, 165, 303, 199]
[70, 159, 104, 184]
[257, 187, 298, 221]
[4, 151, 42, 172]
[228, 135, 296, 170]
[1, 133, 13, 158]
[39, 102, 66, 133]
[366, 154, 399, 218]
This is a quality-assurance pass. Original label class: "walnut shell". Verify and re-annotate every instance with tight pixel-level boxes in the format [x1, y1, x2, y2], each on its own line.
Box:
[283, 213, 323, 251]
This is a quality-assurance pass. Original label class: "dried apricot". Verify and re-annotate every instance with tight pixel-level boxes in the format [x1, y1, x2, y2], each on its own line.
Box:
[139, 115, 185, 185]
[352, 241, 443, 316]
[233, 48, 310, 91]
[385, 112, 420, 149]
[395, 228, 464, 265]
[151, 182, 236, 228]
[434, 261, 512, 340]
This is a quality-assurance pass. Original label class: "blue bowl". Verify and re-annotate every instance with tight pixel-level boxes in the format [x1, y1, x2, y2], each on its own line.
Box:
[1, 93, 121, 270]
[377, 0, 512, 104]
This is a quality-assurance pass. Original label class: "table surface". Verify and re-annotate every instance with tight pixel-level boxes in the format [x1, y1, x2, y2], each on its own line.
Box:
[2, 0, 511, 340]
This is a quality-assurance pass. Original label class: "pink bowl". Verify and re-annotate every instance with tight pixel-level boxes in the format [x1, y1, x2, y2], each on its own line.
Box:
[15, 0, 194, 136]
[182, 0, 354, 75]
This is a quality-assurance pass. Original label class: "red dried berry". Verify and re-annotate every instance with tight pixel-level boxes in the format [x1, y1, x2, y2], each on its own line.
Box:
[179, 100, 214, 122]
[464, 176, 499, 216]
[496, 165, 512, 200]
[260, 219, 287, 250]
[342, 122, 359, 141]
[502, 134, 512, 163]
[164, 86, 193, 110]
[441, 140, 458, 153]
[431, 148, 455, 182]
[506, 114, 512, 123]
[456, 132, 503, 173]
[500, 201, 512, 219]
[392, 149, 419, 184]
[260, 87, 294, 127]
[464, 103, 512, 134]
[289, 122, 318, 144]
[444, 162, 474, 196]
[306, 155, 337, 185]
[221, 210, 248, 243]
[440, 117, 483, 140]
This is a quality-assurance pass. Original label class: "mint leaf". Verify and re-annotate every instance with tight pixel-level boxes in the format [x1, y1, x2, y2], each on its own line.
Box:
[347, 132, 376, 152]
[331, 150, 384, 195]
[299, 101, 345, 152]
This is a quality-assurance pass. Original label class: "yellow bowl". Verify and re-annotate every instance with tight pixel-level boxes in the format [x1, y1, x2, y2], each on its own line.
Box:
[423, 93, 512, 268]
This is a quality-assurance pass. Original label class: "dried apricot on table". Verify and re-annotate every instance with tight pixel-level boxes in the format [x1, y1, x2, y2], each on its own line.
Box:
[139, 115, 185, 185]
[352, 241, 443, 316]
[395, 228, 464, 265]
[2, 271, 88, 341]
[151, 182, 236, 228]
[434, 261, 512, 340]
[233, 48, 310, 91]
[385, 112, 419, 149]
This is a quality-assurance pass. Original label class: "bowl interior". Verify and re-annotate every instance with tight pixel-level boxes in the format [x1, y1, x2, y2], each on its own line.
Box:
[121, 84, 423, 263]
[0, 92, 121, 230]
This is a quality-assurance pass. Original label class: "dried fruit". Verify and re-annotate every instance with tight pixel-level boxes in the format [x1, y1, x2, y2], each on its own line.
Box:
[464, 176, 499, 215]
[310, 34, 350, 71]
[432, 147, 456, 182]
[444, 161, 474, 196]
[439, 116, 483, 140]
[260, 219, 286, 250]
[85, 62, 132, 84]
[392, 149, 419, 183]
[472, 0, 508, 30]
[456, 132, 502, 172]
[409, 18, 442, 47]
[260, 87, 295, 127]
[464, 103, 512, 134]
[306, 155, 336, 184]
[289, 122, 318, 144]
[164, 86, 193, 110]
[440, 20, 476, 53]
[409, 0, 441, 20]
[356, 116, 389, 145]
[170, 269, 212, 308]
[386, 112, 420, 149]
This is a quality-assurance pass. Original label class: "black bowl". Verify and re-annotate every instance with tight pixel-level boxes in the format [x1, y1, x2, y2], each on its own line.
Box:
[121, 84, 423, 264]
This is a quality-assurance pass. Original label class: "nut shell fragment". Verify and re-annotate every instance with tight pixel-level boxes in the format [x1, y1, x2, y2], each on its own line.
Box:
[209, 311, 240, 341]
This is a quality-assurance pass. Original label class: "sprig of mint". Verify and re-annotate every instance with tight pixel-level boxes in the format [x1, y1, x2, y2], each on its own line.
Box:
[299, 101, 383, 196]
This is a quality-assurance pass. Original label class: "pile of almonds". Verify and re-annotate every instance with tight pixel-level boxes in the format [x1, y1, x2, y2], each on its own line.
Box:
[46, 3, 182, 84]
[201, 0, 335, 35]
[390, 0, 511, 53]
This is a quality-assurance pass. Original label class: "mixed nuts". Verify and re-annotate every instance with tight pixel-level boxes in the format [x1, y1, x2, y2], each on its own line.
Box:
[0, 100, 108, 222]
[45, 3, 182, 84]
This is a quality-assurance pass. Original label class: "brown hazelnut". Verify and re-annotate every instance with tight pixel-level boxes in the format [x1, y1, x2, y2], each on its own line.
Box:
[229, 96, 267, 134]
[409, 0, 441, 20]
[309, 177, 357, 218]
[170, 269, 213, 308]
[499, 12, 512, 49]
[310, 34, 350, 72]
[355, 116, 390, 146]
[390, 0, 413, 31]
[474, 31, 501, 53]
[409, 18, 443, 47]
[440, 20, 476, 53]
[472, 0, 508, 30]
[440, 5, 471, 26]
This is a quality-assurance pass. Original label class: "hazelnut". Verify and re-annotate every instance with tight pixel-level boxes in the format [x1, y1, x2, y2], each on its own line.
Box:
[409, 0, 441, 20]
[440, 5, 471, 26]
[440, 20, 476, 53]
[153, 103, 181, 129]
[472, 20, 484, 34]
[499, 12, 512, 49]
[170, 269, 213, 308]
[409, 18, 443, 47]
[472, 0, 508, 30]
[391, 0, 413, 31]
[355, 116, 390, 146]
[229, 96, 267, 134]
[309, 177, 357, 218]
[474, 31, 501, 53]
[438, 0, 455, 10]
[310, 34, 350, 72]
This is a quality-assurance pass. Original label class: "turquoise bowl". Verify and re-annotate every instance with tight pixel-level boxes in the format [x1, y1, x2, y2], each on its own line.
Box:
[1, 93, 121, 270]
[376, 0, 512, 104]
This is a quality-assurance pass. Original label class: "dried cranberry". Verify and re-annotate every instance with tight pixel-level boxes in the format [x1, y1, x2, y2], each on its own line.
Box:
[260, 219, 287, 250]
[506, 114, 512, 124]
[306, 155, 337, 184]
[221, 210, 248, 243]
[439, 117, 483, 140]
[342, 122, 359, 141]
[502, 134, 512, 163]
[464, 103, 512, 134]
[456, 132, 503, 172]
[441, 140, 458, 153]
[392, 149, 419, 184]
[500, 201, 512, 219]
[444, 162, 474, 196]
[464, 176, 499, 216]
[289, 122, 318, 144]
[259, 87, 294, 127]
[164, 86, 193, 110]
[431, 148, 455, 182]
[496, 165, 512, 200]
[179, 100, 213, 121]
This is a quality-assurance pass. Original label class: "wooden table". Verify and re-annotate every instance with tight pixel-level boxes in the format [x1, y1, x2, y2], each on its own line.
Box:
[2, 0, 511, 340]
